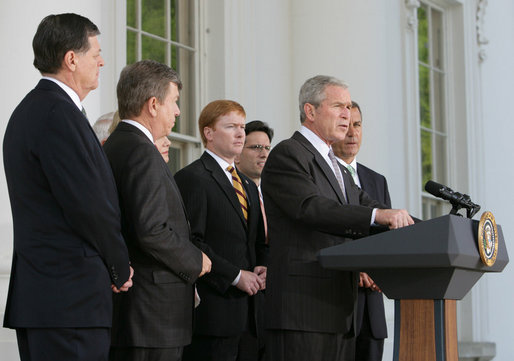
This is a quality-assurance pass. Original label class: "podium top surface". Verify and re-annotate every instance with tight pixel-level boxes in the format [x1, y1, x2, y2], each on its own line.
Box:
[318, 214, 509, 272]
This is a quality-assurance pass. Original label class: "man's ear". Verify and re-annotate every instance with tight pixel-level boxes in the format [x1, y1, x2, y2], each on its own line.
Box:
[204, 126, 213, 142]
[147, 97, 159, 117]
[304, 103, 316, 121]
[62, 50, 77, 72]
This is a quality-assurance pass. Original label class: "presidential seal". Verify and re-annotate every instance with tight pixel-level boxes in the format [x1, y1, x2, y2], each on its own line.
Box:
[478, 211, 498, 267]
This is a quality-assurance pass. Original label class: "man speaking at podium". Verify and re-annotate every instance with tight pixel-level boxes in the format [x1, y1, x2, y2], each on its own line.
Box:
[261, 76, 414, 361]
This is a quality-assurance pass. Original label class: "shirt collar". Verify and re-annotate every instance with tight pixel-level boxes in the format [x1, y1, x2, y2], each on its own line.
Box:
[205, 149, 234, 172]
[121, 119, 154, 142]
[337, 157, 358, 172]
[299, 126, 331, 159]
[42, 76, 82, 111]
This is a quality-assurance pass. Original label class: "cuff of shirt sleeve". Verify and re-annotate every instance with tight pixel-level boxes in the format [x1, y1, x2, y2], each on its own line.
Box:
[371, 208, 377, 225]
[232, 270, 242, 286]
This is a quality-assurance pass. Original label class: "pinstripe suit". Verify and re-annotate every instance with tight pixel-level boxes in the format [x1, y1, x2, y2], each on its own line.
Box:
[175, 151, 267, 361]
[104, 122, 203, 358]
[261, 131, 385, 361]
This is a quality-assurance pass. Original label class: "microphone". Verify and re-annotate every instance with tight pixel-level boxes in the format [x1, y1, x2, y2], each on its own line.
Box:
[424, 180, 480, 218]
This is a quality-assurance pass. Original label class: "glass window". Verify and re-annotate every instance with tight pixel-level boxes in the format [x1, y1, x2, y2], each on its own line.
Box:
[418, 2, 449, 219]
[126, 0, 200, 173]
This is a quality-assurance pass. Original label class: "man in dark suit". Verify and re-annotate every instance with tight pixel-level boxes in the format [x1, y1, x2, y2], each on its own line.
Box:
[333, 101, 390, 361]
[175, 100, 267, 361]
[104, 60, 211, 361]
[3, 13, 133, 361]
[235, 120, 274, 360]
[261, 75, 414, 361]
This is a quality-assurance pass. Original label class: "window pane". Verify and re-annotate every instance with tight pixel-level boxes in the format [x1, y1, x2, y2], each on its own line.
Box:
[421, 130, 432, 188]
[431, 8, 443, 71]
[173, 46, 195, 136]
[419, 64, 431, 128]
[168, 146, 182, 174]
[142, 0, 166, 38]
[433, 71, 445, 132]
[418, 5, 429, 64]
[127, 0, 137, 28]
[142, 36, 166, 64]
[434, 134, 447, 184]
[171, 0, 177, 42]
[172, 0, 194, 47]
[127, 30, 138, 65]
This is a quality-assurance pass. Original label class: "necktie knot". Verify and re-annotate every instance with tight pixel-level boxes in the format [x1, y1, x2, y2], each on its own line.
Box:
[346, 164, 356, 177]
[81, 107, 88, 119]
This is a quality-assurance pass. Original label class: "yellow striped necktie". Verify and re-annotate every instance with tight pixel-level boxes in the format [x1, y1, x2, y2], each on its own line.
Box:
[227, 166, 248, 221]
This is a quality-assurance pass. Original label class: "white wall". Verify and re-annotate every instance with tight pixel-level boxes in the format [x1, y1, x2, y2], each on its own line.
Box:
[479, 1, 514, 360]
[203, 0, 295, 143]
[0, 2, 122, 359]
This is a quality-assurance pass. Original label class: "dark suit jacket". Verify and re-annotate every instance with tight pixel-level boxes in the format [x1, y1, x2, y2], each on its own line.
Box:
[261, 131, 385, 335]
[103, 122, 203, 347]
[3, 79, 130, 329]
[356, 162, 390, 339]
[175, 152, 267, 337]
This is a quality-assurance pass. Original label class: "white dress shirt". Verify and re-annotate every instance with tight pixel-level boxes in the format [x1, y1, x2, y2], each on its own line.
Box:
[122, 119, 154, 142]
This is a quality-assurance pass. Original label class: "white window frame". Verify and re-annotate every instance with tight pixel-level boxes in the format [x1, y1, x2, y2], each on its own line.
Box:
[115, 0, 203, 171]
[402, 0, 491, 349]
[418, 1, 451, 220]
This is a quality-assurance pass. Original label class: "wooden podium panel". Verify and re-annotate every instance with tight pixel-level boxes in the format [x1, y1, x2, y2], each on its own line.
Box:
[394, 300, 458, 361]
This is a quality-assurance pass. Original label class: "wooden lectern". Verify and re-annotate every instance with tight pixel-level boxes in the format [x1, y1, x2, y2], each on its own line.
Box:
[318, 215, 508, 361]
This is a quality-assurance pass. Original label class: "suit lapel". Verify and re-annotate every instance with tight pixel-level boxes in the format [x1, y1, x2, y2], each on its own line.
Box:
[201, 152, 248, 227]
[117, 123, 191, 217]
[293, 132, 347, 204]
[357, 165, 378, 202]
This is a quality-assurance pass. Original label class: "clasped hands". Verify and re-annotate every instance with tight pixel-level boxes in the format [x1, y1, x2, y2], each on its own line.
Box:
[236, 266, 267, 296]
[111, 266, 134, 293]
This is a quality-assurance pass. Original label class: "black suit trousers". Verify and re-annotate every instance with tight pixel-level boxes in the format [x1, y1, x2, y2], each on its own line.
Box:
[16, 328, 110, 361]
[265, 329, 355, 361]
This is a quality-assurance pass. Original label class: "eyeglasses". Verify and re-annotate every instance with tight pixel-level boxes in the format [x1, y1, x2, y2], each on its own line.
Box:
[245, 144, 272, 152]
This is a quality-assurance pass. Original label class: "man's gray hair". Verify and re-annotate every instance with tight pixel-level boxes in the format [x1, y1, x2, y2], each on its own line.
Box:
[298, 75, 348, 123]
[92, 112, 115, 142]
[117, 60, 182, 120]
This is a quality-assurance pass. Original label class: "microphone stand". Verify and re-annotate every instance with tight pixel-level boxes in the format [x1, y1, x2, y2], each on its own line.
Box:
[447, 192, 481, 219]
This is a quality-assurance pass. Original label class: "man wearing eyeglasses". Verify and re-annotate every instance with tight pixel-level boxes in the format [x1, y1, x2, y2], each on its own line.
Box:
[236, 121, 274, 189]
[235, 120, 274, 360]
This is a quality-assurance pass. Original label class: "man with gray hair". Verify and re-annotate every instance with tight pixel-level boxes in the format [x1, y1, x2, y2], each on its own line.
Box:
[104, 59, 211, 361]
[262, 75, 414, 361]
[93, 111, 116, 144]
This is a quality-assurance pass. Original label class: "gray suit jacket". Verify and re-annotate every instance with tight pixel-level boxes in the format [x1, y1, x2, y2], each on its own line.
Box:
[104, 122, 203, 347]
[261, 131, 384, 334]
